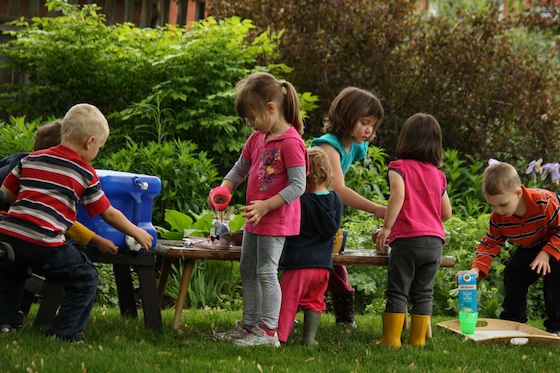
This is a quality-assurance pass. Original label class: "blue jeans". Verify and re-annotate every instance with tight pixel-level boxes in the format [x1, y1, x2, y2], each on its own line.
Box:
[0, 234, 98, 339]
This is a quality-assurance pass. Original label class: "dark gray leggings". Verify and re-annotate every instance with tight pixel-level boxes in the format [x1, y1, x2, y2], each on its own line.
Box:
[384, 236, 443, 315]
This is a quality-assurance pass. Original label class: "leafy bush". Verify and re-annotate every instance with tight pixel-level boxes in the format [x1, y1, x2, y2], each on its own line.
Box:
[156, 209, 245, 310]
[0, 0, 319, 175]
[93, 138, 221, 226]
[442, 149, 491, 218]
[0, 117, 43, 157]
[209, 0, 560, 165]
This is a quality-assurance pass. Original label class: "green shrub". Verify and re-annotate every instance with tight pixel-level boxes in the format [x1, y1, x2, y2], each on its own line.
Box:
[0, 117, 43, 157]
[0, 0, 319, 176]
[93, 138, 221, 226]
[442, 149, 491, 218]
[209, 0, 560, 164]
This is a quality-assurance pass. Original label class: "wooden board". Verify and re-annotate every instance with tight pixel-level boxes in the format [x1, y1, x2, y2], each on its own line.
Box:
[437, 318, 560, 345]
[183, 237, 241, 252]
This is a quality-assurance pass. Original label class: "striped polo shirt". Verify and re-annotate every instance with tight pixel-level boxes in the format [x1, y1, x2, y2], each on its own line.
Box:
[0, 144, 111, 247]
[472, 185, 560, 278]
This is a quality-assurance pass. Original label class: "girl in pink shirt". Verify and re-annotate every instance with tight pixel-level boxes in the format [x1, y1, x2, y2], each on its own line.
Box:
[211, 72, 308, 347]
[375, 113, 452, 348]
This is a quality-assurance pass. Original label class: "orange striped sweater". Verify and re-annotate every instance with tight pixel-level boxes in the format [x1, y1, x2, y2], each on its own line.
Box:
[472, 185, 560, 278]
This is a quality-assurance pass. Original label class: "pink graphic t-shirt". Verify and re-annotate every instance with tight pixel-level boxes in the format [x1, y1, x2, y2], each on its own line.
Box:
[241, 126, 307, 236]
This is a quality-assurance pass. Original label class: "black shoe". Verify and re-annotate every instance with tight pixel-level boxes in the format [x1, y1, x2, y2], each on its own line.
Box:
[46, 330, 84, 344]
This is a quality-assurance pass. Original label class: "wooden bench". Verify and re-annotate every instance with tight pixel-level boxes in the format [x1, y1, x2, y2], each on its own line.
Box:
[23, 248, 163, 330]
[155, 239, 456, 330]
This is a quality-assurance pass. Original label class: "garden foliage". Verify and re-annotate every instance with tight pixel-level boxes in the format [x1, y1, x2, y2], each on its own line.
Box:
[0, 0, 556, 320]
[209, 0, 560, 164]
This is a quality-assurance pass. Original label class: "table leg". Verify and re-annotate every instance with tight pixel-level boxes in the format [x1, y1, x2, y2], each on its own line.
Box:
[136, 264, 163, 330]
[172, 259, 195, 330]
[113, 264, 138, 318]
[158, 257, 173, 302]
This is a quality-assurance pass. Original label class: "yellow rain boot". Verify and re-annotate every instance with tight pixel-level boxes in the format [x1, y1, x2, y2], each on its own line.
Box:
[378, 312, 406, 348]
[408, 314, 430, 347]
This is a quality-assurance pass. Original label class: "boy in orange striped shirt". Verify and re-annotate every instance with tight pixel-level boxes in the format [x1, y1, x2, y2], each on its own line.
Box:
[471, 162, 560, 335]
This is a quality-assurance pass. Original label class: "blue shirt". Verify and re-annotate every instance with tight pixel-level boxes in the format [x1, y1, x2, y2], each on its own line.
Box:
[310, 134, 368, 174]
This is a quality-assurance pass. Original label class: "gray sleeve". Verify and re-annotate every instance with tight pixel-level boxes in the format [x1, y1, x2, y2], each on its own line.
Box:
[279, 165, 306, 204]
[224, 156, 250, 188]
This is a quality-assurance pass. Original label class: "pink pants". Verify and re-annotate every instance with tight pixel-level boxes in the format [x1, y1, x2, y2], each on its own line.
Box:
[277, 268, 330, 342]
[327, 264, 355, 294]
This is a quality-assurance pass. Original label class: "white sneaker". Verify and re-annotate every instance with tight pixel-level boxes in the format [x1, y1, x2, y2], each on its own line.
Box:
[233, 326, 280, 347]
[211, 324, 250, 341]
[1, 325, 13, 333]
[338, 320, 358, 329]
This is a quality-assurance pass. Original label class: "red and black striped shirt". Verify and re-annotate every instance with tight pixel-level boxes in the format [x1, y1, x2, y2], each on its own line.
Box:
[0, 144, 110, 247]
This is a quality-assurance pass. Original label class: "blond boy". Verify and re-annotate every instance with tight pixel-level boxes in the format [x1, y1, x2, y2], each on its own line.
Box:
[0, 104, 152, 342]
[472, 162, 560, 335]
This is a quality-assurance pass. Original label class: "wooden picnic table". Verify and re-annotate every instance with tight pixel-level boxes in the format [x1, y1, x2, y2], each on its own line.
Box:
[155, 239, 456, 330]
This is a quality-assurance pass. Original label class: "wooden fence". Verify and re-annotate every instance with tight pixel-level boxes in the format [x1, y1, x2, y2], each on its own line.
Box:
[0, 0, 206, 28]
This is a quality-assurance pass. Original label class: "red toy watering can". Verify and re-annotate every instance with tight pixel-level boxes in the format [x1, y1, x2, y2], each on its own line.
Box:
[209, 186, 232, 212]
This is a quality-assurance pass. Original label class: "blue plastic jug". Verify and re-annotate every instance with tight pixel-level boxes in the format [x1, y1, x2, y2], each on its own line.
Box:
[76, 170, 161, 250]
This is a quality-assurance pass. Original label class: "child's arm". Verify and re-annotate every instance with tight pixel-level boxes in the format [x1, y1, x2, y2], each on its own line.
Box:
[67, 222, 119, 255]
[319, 144, 386, 218]
[241, 165, 306, 227]
[99, 206, 153, 251]
[375, 170, 404, 250]
[441, 190, 452, 221]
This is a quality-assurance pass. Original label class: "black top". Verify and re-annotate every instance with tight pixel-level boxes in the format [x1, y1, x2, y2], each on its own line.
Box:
[279, 191, 343, 271]
[0, 152, 28, 184]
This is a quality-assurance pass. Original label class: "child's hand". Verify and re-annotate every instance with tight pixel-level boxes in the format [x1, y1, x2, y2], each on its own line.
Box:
[133, 228, 154, 251]
[240, 200, 269, 227]
[471, 268, 480, 279]
[530, 250, 551, 275]
[93, 235, 119, 255]
[374, 226, 391, 251]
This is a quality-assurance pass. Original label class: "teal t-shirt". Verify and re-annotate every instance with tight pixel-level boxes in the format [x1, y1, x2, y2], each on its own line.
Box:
[310, 133, 368, 175]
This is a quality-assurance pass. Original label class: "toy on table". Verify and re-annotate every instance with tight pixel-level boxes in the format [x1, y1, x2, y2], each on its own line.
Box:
[209, 187, 235, 246]
[372, 227, 391, 255]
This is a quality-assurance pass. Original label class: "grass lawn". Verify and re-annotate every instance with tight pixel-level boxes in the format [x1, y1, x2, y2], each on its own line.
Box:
[1, 305, 559, 372]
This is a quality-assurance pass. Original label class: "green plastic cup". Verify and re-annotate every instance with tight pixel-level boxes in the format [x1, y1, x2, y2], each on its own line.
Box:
[459, 311, 478, 334]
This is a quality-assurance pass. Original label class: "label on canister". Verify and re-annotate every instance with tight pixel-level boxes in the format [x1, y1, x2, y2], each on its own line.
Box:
[457, 270, 477, 312]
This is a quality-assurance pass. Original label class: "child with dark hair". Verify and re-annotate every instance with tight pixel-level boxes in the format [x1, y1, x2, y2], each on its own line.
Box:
[375, 113, 452, 348]
[311, 86, 386, 328]
[277, 147, 343, 346]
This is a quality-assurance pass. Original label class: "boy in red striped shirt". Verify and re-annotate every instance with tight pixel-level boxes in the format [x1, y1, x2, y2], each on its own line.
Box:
[471, 161, 560, 335]
[0, 104, 153, 343]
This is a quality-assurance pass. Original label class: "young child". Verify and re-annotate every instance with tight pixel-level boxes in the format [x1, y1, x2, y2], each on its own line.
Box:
[471, 161, 560, 335]
[211, 72, 308, 347]
[0, 104, 153, 342]
[375, 113, 452, 348]
[0, 120, 118, 255]
[311, 86, 386, 328]
[277, 147, 343, 346]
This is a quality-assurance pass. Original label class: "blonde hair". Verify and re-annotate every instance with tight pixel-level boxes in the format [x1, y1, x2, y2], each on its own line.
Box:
[306, 147, 333, 191]
[61, 103, 109, 144]
[235, 72, 304, 135]
[482, 162, 521, 195]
